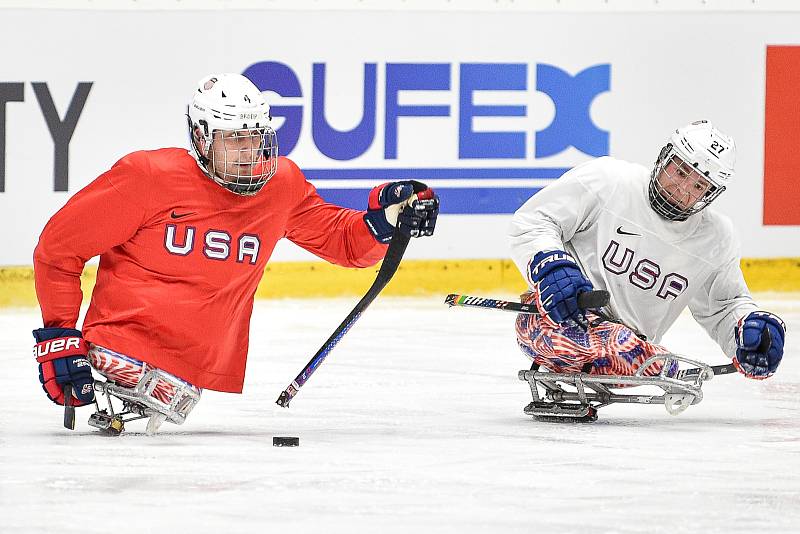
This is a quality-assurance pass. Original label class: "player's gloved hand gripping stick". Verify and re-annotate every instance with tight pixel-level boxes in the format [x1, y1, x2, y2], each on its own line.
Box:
[733, 311, 785, 379]
[276, 186, 439, 408]
[528, 250, 594, 328]
[32, 327, 95, 429]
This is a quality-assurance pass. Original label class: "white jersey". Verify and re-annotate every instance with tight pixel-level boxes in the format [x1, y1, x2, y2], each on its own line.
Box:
[509, 156, 757, 357]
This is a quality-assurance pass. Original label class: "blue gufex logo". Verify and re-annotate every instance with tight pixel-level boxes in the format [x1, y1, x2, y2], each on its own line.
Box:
[243, 61, 610, 214]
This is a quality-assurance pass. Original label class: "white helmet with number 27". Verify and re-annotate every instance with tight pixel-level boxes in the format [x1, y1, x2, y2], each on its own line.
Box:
[649, 120, 736, 221]
[187, 73, 278, 196]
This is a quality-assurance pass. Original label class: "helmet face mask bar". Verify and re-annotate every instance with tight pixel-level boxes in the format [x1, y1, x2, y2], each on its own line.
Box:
[648, 120, 735, 222]
[203, 125, 277, 195]
[648, 146, 725, 221]
[187, 74, 278, 196]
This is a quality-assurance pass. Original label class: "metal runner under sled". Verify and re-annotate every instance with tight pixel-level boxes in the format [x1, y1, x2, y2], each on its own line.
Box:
[518, 354, 720, 422]
[87, 368, 201, 435]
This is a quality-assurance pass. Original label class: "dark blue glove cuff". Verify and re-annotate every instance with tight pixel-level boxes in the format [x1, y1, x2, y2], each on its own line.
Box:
[364, 211, 394, 243]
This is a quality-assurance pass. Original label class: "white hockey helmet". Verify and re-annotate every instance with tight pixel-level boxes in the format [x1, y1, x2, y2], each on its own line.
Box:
[187, 73, 278, 195]
[649, 120, 736, 221]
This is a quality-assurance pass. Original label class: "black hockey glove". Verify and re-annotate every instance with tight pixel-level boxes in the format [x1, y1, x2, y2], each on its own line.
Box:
[364, 180, 439, 243]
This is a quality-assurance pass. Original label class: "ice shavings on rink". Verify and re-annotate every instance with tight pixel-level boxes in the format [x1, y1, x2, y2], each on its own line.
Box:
[1, 295, 799, 533]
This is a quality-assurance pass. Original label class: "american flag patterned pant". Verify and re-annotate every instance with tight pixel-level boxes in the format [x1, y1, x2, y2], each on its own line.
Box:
[515, 291, 673, 377]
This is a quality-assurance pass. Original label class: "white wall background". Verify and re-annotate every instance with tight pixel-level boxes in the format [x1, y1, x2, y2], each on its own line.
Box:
[1, 2, 799, 264]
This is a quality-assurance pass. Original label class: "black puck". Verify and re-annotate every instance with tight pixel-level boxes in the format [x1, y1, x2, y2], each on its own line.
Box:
[273, 436, 300, 447]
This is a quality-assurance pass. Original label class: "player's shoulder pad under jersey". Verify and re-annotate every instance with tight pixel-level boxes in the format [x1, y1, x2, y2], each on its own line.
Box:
[264, 156, 306, 191]
[696, 208, 740, 260]
[276, 156, 302, 178]
[110, 148, 191, 178]
[103, 149, 190, 207]
[561, 156, 643, 205]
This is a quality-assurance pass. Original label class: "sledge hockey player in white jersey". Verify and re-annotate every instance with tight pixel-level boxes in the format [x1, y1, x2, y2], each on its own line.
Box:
[509, 120, 786, 386]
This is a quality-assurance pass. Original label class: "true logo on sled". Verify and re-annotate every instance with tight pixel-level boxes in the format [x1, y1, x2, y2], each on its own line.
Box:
[33, 337, 82, 358]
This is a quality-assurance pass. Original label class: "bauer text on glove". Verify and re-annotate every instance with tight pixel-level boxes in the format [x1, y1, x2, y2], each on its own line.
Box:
[33, 327, 95, 406]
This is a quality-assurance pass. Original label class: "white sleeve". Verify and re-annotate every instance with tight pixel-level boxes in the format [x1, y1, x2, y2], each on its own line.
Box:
[688, 239, 757, 358]
[508, 159, 610, 285]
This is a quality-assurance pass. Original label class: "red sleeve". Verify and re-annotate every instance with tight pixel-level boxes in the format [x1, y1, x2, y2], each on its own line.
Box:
[33, 154, 150, 328]
[284, 163, 387, 268]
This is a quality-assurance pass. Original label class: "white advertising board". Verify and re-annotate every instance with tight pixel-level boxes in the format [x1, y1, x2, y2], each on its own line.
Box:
[1, 7, 798, 264]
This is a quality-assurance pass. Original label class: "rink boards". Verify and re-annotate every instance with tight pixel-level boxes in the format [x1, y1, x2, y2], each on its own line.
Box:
[1, 257, 799, 307]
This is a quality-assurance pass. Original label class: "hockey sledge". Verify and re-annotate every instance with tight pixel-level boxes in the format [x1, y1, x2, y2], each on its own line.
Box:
[86, 369, 201, 436]
[518, 354, 735, 422]
[443, 291, 738, 423]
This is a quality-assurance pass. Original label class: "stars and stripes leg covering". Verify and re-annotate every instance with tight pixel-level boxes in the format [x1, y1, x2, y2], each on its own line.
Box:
[515, 291, 676, 378]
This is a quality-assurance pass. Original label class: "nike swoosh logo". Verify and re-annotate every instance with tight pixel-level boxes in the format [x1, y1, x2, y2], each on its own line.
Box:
[616, 226, 641, 237]
[170, 210, 196, 219]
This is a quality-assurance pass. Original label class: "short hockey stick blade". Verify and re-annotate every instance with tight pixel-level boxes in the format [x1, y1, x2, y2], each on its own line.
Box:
[679, 328, 771, 379]
[63, 384, 76, 430]
[677, 362, 737, 379]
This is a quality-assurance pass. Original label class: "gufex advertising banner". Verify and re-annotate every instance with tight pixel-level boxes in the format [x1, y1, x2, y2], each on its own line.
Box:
[1, 9, 798, 265]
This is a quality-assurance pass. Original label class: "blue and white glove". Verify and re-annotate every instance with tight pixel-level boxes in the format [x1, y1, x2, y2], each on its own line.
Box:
[363, 180, 439, 243]
[529, 250, 594, 326]
[733, 311, 786, 379]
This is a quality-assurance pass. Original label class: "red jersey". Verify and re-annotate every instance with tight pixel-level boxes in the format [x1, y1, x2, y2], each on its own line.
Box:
[34, 149, 387, 392]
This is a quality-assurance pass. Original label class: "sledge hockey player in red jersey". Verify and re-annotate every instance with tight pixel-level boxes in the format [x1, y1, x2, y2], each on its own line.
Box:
[510, 120, 785, 387]
[32, 73, 439, 433]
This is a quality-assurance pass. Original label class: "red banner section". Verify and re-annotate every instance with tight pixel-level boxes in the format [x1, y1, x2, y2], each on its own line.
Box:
[764, 45, 800, 225]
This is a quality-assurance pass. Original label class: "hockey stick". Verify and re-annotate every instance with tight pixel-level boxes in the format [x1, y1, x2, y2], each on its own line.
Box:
[444, 290, 610, 314]
[446, 290, 651, 339]
[676, 362, 736, 378]
[275, 228, 411, 408]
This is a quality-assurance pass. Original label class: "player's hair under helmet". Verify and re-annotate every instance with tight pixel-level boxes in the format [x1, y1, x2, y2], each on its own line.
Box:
[648, 120, 735, 221]
[187, 73, 278, 196]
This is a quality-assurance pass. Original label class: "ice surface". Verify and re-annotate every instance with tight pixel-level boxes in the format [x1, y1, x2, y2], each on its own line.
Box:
[2, 295, 798, 533]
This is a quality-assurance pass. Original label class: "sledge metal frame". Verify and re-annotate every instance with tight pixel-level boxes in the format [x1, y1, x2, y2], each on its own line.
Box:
[518, 354, 717, 421]
[88, 368, 201, 435]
